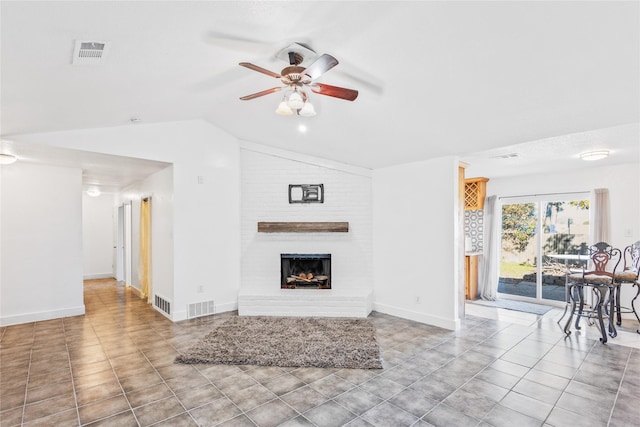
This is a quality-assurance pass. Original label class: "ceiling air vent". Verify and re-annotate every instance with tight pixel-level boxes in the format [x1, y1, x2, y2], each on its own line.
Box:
[72, 40, 110, 65]
[492, 153, 519, 159]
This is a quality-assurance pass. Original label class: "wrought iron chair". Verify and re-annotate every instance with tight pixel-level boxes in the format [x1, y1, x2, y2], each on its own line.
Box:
[563, 242, 621, 343]
[614, 240, 640, 333]
[555, 254, 590, 325]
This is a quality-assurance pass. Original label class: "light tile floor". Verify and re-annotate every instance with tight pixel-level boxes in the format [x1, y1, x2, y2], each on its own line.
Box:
[1, 279, 639, 426]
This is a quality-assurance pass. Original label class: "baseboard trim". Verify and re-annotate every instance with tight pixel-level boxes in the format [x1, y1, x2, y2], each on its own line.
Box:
[0, 305, 86, 327]
[373, 302, 460, 331]
[128, 285, 143, 299]
[83, 273, 115, 280]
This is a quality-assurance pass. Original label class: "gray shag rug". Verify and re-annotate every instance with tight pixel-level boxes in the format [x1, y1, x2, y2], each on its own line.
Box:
[175, 316, 383, 369]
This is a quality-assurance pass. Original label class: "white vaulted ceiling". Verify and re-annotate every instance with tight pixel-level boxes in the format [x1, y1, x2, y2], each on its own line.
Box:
[1, 1, 638, 177]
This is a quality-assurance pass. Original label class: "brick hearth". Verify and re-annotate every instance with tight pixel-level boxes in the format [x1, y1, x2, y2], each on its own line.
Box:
[238, 288, 373, 317]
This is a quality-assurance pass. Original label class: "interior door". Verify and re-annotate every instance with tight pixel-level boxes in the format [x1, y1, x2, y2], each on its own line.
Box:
[124, 202, 132, 286]
[115, 205, 125, 281]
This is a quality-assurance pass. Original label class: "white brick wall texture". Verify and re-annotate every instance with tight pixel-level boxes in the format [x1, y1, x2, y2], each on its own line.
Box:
[240, 148, 373, 296]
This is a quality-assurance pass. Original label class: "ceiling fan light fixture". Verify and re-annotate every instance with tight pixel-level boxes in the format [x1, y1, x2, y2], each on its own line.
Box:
[239, 51, 357, 116]
[275, 100, 293, 116]
[299, 101, 316, 117]
[287, 90, 305, 110]
[579, 150, 609, 161]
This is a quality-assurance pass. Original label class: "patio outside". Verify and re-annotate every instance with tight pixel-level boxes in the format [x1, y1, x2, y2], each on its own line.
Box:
[499, 199, 590, 301]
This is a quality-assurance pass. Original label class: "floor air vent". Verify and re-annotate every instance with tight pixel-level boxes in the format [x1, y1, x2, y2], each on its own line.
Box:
[154, 294, 171, 316]
[187, 300, 215, 319]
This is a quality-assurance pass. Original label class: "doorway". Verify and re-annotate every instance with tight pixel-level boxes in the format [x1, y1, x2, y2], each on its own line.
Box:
[498, 193, 590, 304]
[115, 202, 132, 285]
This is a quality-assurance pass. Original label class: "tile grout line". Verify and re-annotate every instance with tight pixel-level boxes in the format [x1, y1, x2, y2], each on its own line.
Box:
[323, 320, 477, 425]
[606, 347, 633, 427]
[62, 318, 83, 426]
[171, 333, 251, 425]
[410, 316, 558, 424]
[134, 328, 198, 427]
[333, 318, 486, 424]
[491, 328, 593, 425]
[429, 318, 532, 424]
[232, 366, 314, 426]
[172, 312, 286, 425]
[87, 304, 143, 426]
[539, 337, 604, 426]
[19, 324, 35, 426]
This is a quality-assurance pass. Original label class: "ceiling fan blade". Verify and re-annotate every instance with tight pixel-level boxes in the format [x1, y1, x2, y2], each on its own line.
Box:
[302, 54, 339, 80]
[239, 62, 281, 79]
[239, 87, 283, 101]
[310, 83, 358, 101]
[332, 66, 385, 96]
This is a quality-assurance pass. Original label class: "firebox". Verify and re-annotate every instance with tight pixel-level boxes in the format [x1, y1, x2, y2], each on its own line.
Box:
[281, 254, 331, 289]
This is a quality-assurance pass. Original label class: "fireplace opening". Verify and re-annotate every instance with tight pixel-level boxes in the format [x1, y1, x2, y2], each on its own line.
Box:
[281, 254, 331, 289]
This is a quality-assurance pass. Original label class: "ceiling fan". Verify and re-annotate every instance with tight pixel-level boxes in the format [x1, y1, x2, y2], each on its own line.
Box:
[239, 44, 358, 117]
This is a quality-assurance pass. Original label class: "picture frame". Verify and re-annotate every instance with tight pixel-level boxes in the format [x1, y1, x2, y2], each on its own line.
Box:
[289, 184, 324, 203]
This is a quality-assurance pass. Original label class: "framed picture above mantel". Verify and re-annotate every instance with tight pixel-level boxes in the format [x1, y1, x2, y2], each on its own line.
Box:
[289, 184, 324, 203]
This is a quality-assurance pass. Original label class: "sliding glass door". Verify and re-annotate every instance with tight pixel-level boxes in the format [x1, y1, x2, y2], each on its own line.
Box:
[498, 194, 590, 304]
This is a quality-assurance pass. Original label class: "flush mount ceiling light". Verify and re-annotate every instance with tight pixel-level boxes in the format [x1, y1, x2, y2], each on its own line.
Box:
[238, 43, 357, 117]
[0, 154, 17, 165]
[579, 150, 609, 161]
[86, 188, 101, 197]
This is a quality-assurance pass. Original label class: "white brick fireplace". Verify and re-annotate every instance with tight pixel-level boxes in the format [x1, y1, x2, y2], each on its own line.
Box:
[239, 144, 374, 317]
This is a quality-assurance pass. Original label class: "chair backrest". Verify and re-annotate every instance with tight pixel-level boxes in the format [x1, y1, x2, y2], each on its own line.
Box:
[584, 241, 621, 279]
[621, 240, 640, 273]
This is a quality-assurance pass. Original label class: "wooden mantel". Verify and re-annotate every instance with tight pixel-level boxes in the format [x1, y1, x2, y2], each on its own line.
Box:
[257, 222, 349, 233]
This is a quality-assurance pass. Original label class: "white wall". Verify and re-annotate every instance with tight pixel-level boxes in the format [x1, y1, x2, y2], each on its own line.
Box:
[240, 144, 373, 293]
[373, 156, 461, 330]
[14, 119, 241, 321]
[486, 162, 640, 314]
[82, 192, 115, 279]
[117, 166, 174, 307]
[1, 163, 84, 326]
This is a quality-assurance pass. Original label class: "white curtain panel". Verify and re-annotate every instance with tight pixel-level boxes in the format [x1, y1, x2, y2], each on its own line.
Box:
[591, 188, 611, 245]
[479, 195, 499, 300]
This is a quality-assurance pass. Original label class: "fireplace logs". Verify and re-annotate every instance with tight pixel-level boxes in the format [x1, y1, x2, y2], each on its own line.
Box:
[281, 254, 331, 289]
[284, 274, 330, 288]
